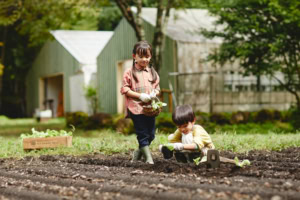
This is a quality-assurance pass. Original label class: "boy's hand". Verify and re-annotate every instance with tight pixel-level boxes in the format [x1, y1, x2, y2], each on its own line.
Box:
[164, 144, 175, 151]
[164, 143, 184, 151]
[201, 147, 208, 156]
[139, 93, 151, 103]
[173, 143, 184, 151]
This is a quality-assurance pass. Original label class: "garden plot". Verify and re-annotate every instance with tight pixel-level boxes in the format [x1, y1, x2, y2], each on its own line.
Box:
[0, 147, 300, 200]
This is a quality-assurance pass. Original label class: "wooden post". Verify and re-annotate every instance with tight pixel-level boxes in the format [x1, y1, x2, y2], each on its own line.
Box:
[160, 89, 173, 113]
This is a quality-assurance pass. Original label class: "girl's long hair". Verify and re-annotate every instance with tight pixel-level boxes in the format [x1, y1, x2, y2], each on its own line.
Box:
[132, 41, 157, 83]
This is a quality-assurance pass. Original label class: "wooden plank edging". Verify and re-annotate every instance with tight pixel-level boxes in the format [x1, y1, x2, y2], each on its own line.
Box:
[22, 136, 72, 150]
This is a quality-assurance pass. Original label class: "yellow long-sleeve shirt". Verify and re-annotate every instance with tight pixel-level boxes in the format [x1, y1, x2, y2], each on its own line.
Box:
[168, 124, 215, 150]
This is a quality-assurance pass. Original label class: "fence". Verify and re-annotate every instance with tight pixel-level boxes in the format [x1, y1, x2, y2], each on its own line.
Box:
[168, 71, 296, 113]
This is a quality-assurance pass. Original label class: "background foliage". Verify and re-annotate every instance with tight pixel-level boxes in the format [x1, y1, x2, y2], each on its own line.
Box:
[65, 108, 297, 134]
[200, 0, 300, 110]
[0, 0, 110, 117]
[1, 0, 300, 119]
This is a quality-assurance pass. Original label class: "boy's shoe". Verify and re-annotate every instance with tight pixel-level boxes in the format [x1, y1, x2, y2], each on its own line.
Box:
[174, 152, 188, 163]
[187, 152, 201, 163]
[159, 145, 173, 159]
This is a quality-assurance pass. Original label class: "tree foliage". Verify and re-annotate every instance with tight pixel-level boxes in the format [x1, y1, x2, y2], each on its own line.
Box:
[113, 0, 198, 72]
[98, 6, 122, 30]
[16, 0, 109, 47]
[200, 0, 300, 108]
[0, 0, 109, 117]
[0, 0, 22, 26]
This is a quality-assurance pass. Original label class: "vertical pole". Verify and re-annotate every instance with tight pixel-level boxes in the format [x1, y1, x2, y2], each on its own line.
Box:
[209, 75, 213, 113]
[175, 74, 178, 106]
[168, 92, 173, 113]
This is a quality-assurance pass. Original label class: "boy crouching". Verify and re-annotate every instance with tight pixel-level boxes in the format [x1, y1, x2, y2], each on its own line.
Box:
[159, 104, 215, 163]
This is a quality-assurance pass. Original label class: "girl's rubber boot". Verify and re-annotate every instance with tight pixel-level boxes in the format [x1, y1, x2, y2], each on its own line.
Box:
[131, 149, 143, 162]
[140, 146, 154, 164]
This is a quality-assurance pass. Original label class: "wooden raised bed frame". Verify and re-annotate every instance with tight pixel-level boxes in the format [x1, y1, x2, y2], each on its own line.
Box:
[23, 136, 72, 150]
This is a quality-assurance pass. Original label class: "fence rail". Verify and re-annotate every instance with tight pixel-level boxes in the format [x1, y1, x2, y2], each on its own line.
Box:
[168, 71, 297, 113]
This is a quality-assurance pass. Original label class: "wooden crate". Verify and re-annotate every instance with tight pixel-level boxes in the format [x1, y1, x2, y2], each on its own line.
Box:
[23, 136, 72, 150]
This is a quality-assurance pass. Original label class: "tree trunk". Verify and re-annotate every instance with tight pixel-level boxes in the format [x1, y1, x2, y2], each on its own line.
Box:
[135, 0, 145, 41]
[0, 27, 7, 112]
[114, 0, 144, 41]
[152, 0, 164, 72]
[152, 0, 173, 72]
[114, 0, 174, 72]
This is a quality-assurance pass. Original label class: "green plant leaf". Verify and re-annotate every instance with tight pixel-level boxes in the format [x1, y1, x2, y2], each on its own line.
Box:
[234, 156, 251, 167]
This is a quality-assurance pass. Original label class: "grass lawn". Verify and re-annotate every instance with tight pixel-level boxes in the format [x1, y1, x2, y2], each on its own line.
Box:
[0, 129, 300, 158]
[0, 116, 66, 136]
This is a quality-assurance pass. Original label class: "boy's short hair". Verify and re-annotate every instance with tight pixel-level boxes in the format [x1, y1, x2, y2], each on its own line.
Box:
[172, 105, 195, 126]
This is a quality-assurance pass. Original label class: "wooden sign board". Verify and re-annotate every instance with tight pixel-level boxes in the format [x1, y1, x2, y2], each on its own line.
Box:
[23, 136, 72, 150]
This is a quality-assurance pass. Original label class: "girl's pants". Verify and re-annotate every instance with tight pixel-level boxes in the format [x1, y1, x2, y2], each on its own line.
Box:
[130, 113, 156, 148]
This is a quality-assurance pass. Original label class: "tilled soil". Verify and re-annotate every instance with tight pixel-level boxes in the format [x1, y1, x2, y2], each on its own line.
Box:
[0, 147, 300, 200]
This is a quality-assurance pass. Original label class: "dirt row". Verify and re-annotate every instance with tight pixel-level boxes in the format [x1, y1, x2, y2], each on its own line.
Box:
[0, 147, 300, 200]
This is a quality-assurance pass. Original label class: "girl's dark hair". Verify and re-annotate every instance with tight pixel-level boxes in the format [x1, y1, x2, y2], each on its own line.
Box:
[172, 105, 196, 126]
[132, 40, 157, 83]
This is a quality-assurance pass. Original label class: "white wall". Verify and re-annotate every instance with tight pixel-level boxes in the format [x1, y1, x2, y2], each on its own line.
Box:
[69, 73, 89, 113]
[116, 59, 132, 114]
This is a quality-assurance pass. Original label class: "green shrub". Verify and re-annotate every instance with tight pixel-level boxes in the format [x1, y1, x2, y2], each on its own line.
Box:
[66, 112, 114, 130]
[202, 122, 217, 134]
[273, 110, 282, 121]
[115, 117, 134, 135]
[230, 111, 251, 124]
[87, 113, 113, 130]
[111, 114, 134, 135]
[0, 115, 10, 122]
[254, 109, 274, 123]
[84, 85, 99, 115]
[290, 108, 300, 130]
[195, 112, 210, 124]
[281, 110, 292, 122]
[66, 112, 89, 129]
[218, 122, 293, 134]
[155, 112, 176, 134]
[209, 112, 231, 125]
[111, 114, 125, 128]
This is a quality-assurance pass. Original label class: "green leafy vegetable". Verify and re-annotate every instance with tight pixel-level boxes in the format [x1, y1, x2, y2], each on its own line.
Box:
[151, 99, 167, 111]
[164, 143, 175, 151]
[194, 156, 207, 165]
[234, 157, 251, 168]
[20, 128, 73, 139]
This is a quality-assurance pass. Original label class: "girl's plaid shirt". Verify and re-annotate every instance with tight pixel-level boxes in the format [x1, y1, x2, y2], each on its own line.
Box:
[120, 67, 160, 117]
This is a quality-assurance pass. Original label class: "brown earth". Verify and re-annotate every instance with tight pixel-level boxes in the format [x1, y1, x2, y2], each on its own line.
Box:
[0, 147, 300, 200]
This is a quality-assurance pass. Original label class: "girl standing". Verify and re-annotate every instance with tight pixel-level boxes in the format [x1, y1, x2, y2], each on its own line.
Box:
[120, 41, 160, 164]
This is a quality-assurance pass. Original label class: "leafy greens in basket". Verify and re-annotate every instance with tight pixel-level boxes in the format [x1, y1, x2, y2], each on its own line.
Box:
[151, 99, 167, 111]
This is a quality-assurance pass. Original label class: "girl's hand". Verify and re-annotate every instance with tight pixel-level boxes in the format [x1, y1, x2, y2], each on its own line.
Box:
[139, 93, 151, 103]
[149, 90, 156, 100]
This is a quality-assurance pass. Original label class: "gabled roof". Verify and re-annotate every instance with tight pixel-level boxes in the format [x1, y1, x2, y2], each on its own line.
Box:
[138, 7, 222, 43]
[51, 30, 114, 65]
